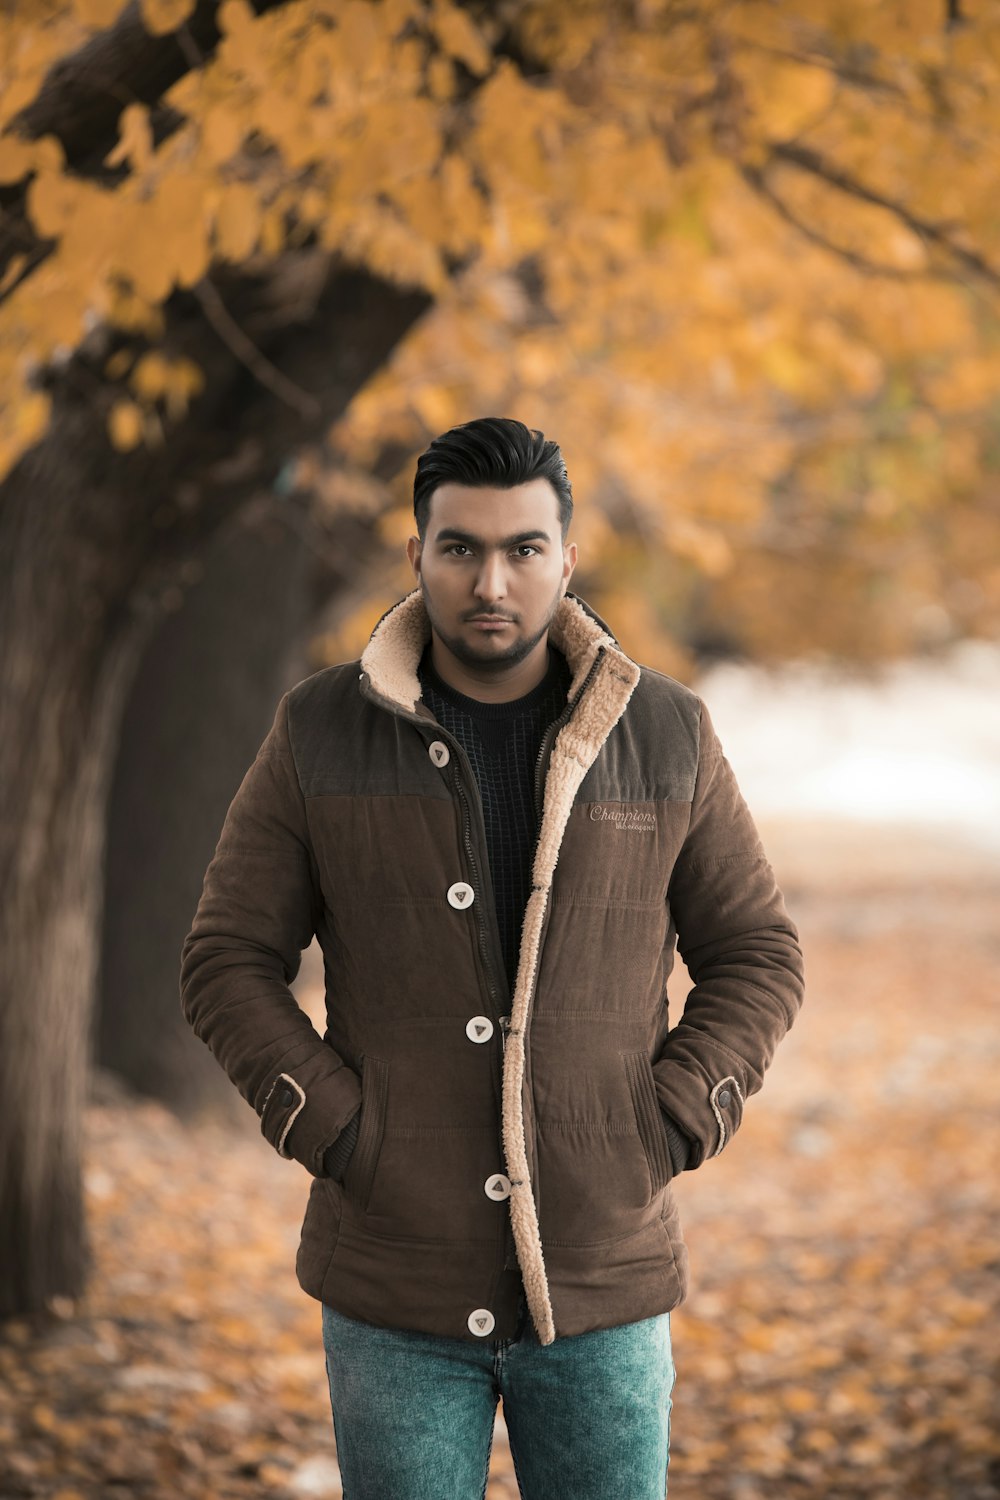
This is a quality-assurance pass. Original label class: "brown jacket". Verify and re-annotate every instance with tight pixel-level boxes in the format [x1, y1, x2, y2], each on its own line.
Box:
[180, 589, 804, 1345]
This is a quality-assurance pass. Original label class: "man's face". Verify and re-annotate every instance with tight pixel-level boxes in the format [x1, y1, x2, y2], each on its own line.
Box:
[406, 479, 577, 675]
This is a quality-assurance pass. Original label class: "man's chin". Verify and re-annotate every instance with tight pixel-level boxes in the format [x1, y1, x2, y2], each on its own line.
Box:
[448, 639, 531, 672]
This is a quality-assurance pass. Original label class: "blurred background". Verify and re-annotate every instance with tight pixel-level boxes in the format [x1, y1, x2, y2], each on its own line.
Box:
[1, 1, 998, 1496]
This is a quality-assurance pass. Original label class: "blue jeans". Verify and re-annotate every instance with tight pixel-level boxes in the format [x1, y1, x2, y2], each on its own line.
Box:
[321, 1287, 674, 1499]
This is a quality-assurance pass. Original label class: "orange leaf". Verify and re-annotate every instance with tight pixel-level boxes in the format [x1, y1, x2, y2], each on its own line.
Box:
[139, 0, 197, 36]
[430, 0, 491, 77]
[214, 182, 261, 262]
[0, 135, 36, 186]
[104, 104, 153, 173]
[108, 400, 144, 452]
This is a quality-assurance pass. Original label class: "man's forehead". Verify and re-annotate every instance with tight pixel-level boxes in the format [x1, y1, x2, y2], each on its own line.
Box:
[425, 478, 562, 539]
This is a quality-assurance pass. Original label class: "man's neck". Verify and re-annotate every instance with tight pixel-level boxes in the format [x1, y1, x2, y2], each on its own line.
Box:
[427, 635, 553, 704]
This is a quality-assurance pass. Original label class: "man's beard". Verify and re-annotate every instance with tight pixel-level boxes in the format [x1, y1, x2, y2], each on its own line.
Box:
[420, 582, 563, 675]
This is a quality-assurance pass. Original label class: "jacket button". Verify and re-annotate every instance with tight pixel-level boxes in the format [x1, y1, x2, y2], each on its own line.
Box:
[466, 1016, 494, 1043]
[717, 1087, 732, 1108]
[468, 1308, 496, 1337]
[279, 1086, 295, 1107]
[485, 1174, 511, 1201]
[428, 740, 450, 767]
[447, 882, 474, 909]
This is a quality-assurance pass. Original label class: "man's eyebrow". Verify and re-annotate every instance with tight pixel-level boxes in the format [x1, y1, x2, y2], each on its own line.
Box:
[434, 527, 553, 548]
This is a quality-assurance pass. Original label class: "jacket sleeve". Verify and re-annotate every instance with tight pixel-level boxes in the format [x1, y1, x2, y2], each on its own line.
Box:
[179, 691, 362, 1177]
[652, 699, 805, 1168]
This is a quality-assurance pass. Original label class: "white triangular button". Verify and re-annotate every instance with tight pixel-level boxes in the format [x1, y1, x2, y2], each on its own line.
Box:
[467, 1307, 496, 1336]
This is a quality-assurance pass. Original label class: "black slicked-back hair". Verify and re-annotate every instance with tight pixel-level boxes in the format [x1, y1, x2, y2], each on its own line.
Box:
[413, 417, 573, 540]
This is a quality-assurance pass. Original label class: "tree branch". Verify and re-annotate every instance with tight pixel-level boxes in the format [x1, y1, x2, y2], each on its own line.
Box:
[751, 141, 1000, 287]
[192, 275, 322, 419]
[739, 162, 927, 282]
[729, 36, 907, 101]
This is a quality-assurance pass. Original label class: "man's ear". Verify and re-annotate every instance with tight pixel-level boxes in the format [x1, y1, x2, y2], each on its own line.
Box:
[561, 540, 578, 593]
[406, 534, 422, 580]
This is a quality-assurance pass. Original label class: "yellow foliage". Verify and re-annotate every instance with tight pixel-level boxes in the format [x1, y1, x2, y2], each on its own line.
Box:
[429, 0, 491, 78]
[104, 349, 134, 381]
[515, 0, 612, 71]
[410, 383, 456, 434]
[71, 0, 127, 27]
[13, 390, 51, 447]
[315, 587, 409, 665]
[2, 0, 1000, 662]
[219, 0, 253, 39]
[130, 352, 204, 420]
[1, 13, 88, 131]
[199, 105, 245, 166]
[104, 104, 154, 174]
[0, 135, 38, 186]
[27, 171, 106, 240]
[144, 169, 212, 290]
[923, 354, 1000, 413]
[108, 400, 144, 452]
[0, 254, 29, 298]
[139, 0, 196, 36]
[101, 283, 165, 337]
[667, 518, 734, 578]
[746, 58, 838, 142]
[213, 181, 261, 262]
[471, 60, 573, 201]
[427, 54, 455, 103]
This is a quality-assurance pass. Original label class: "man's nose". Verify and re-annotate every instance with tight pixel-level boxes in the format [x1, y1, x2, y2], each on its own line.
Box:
[474, 553, 508, 602]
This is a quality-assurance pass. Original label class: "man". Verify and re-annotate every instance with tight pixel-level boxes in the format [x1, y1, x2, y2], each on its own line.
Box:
[180, 416, 805, 1499]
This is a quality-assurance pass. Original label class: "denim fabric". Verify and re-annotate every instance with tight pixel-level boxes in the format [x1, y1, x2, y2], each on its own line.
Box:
[321, 1288, 674, 1500]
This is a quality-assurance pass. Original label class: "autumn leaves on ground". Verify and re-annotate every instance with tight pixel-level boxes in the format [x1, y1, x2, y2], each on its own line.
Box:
[0, 821, 996, 1500]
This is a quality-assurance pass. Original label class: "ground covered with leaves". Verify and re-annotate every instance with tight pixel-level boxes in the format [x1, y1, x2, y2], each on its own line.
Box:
[1, 822, 998, 1499]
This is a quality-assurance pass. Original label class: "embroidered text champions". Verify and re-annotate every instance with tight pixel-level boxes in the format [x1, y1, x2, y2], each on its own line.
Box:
[589, 805, 656, 832]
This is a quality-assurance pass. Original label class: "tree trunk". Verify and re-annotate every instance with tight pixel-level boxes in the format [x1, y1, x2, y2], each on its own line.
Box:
[97, 502, 314, 1114]
[0, 258, 429, 1317]
[0, 467, 149, 1314]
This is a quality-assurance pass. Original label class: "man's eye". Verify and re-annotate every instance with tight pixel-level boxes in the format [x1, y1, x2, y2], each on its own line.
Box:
[447, 544, 471, 556]
[515, 545, 539, 558]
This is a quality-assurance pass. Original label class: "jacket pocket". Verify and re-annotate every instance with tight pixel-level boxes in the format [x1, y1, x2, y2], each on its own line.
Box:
[621, 1050, 673, 1199]
[342, 1053, 389, 1213]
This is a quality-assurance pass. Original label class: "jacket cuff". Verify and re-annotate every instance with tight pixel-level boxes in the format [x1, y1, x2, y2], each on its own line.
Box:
[259, 1056, 363, 1176]
[322, 1109, 361, 1182]
[660, 1109, 697, 1175]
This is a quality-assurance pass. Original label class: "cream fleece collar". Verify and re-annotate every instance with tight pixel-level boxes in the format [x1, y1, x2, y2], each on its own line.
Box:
[360, 587, 638, 714]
